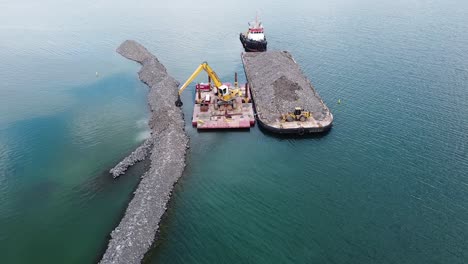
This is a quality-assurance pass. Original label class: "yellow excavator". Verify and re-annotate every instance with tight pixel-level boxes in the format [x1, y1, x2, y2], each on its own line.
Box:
[175, 62, 240, 107]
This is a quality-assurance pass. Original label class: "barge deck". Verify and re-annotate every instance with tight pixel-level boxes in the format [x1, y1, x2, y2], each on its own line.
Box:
[191, 83, 255, 129]
[241, 51, 333, 134]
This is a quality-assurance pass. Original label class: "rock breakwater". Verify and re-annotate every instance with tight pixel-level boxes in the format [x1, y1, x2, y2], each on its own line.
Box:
[100, 40, 188, 264]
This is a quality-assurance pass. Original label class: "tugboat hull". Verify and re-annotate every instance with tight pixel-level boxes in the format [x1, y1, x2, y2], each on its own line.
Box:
[240, 33, 267, 52]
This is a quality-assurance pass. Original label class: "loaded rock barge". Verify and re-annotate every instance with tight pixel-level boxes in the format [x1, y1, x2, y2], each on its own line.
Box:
[100, 40, 188, 264]
[241, 51, 333, 134]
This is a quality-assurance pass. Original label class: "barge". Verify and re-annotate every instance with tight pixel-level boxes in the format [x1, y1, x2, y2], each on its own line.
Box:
[176, 62, 255, 130]
[190, 82, 255, 129]
[241, 51, 333, 134]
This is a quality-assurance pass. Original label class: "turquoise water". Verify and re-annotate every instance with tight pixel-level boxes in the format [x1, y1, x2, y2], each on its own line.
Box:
[1, 0, 468, 263]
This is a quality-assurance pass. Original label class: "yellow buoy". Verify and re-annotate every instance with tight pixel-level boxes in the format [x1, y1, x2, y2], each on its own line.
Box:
[338, 99, 341, 104]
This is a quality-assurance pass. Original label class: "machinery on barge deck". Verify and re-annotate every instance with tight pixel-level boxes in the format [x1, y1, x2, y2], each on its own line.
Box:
[175, 62, 255, 130]
[281, 107, 311, 122]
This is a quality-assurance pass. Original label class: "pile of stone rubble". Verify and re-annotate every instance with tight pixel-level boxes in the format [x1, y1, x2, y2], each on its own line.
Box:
[242, 51, 331, 123]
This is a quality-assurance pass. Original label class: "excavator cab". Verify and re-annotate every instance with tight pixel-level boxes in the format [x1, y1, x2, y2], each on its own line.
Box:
[294, 107, 302, 116]
[219, 85, 229, 97]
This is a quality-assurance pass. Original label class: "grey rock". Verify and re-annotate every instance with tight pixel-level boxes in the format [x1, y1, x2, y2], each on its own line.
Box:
[110, 138, 154, 178]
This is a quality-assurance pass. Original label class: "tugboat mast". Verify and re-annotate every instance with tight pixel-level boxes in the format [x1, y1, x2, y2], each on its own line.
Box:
[255, 11, 262, 28]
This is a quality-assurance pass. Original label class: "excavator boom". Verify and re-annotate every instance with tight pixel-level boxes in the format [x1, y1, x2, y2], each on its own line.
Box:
[177, 62, 223, 96]
[175, 62, 224, 107]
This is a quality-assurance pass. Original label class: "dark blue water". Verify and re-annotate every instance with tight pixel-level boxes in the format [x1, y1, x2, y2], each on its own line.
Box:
[1, 0, 468, 263]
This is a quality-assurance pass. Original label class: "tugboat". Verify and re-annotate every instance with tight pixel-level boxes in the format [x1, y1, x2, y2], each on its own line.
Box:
[240, 15, 267, 52]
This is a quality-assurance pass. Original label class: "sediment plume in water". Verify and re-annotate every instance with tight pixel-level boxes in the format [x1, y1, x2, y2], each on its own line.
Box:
[100, 40, 188, 264]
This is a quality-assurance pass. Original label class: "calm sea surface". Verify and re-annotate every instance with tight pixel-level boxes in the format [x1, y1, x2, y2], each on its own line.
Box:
[1, 0, 467, 263]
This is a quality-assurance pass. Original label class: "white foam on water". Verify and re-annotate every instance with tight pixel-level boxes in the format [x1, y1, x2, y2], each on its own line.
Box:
[135, 118, 151, 142]
[136, 118, 149, 129]
[135, 130, 151, 142]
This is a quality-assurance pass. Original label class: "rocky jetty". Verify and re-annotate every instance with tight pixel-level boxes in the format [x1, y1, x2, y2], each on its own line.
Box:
[110, 138, 153, 178]
[100, 40, 188, 264]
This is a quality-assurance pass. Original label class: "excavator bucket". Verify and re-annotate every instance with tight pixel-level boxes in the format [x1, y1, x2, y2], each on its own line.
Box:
[175, 95, 183, 107]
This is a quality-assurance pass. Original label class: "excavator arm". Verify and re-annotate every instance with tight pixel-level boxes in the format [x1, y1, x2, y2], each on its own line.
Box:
[175, 62, 223, 107]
